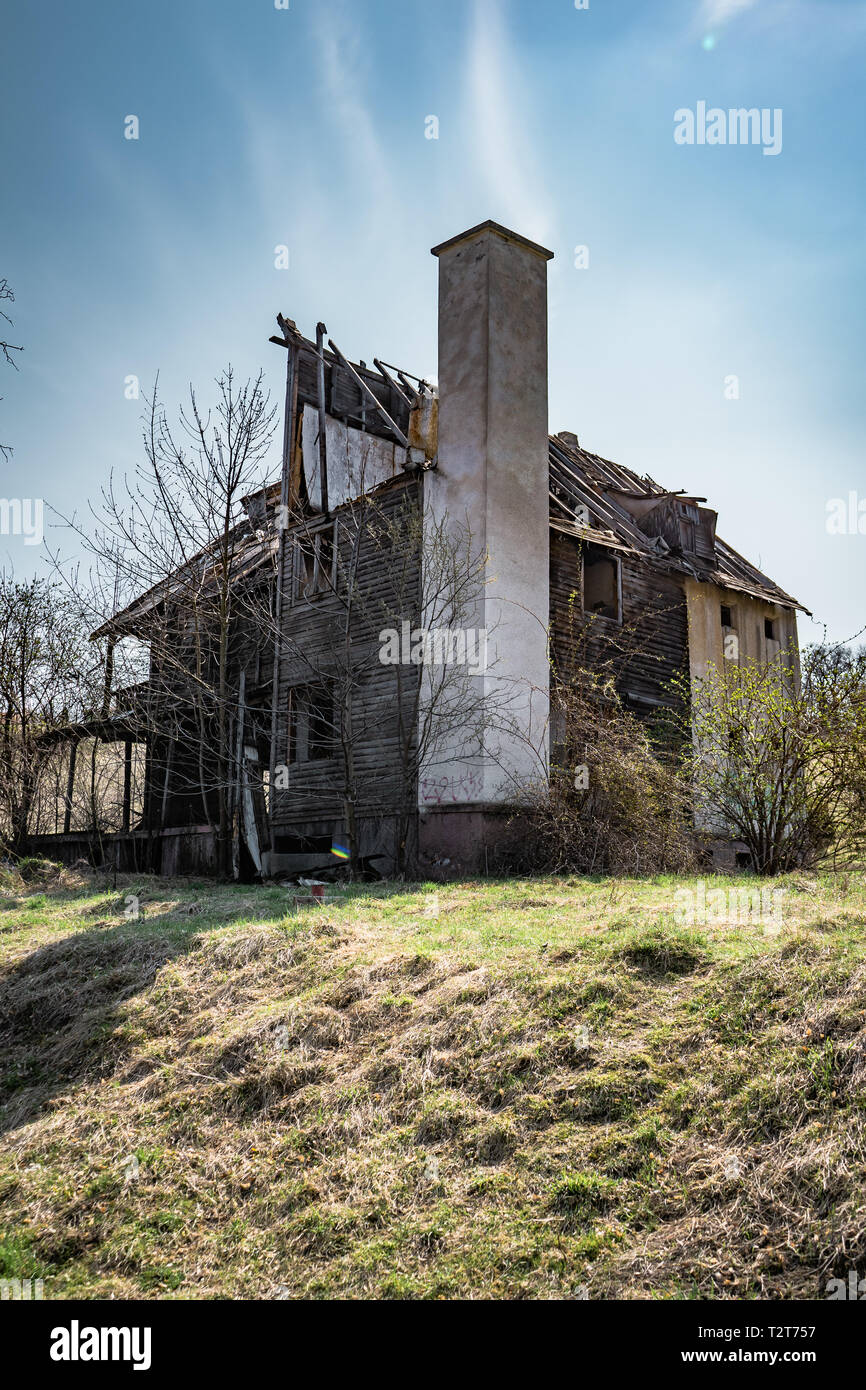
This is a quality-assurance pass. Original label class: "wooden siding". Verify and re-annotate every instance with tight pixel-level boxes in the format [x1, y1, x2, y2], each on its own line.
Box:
[271, 478, 422, 832]
[549, 529, 690, 711]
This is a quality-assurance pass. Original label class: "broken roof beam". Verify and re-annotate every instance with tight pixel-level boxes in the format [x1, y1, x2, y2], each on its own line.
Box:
[276, 312, 301, 345]
[376, 360, 434, 391]
[373, 358, 416, 411]
[327, 338, 410, 449]
[399, 369, 426, 399]
[607, 485, 708, 504]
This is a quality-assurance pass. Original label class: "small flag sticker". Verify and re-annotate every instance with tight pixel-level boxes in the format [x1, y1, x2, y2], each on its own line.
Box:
[331, 842, 350, 860]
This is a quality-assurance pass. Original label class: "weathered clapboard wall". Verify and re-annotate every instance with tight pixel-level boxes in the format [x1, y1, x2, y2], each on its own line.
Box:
[270, 477, 422, 852]
[549, 528, 690, 711]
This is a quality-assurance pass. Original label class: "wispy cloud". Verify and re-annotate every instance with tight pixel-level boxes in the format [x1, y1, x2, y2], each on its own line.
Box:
[463, 0, 553, 243]
[700, 0, 760, 27]
[311, 1, 397, 210]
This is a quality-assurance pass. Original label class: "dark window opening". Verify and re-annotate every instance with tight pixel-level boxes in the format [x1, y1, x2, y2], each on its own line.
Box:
[295, 524, 336, 600]
[764, 618, 776, 641]
[296, 537, 315, 599]
[317, 528, 334, 586]
[720, 604, 733, 628]
[583, 543, 621, 621]
[287, 682, 335, 763]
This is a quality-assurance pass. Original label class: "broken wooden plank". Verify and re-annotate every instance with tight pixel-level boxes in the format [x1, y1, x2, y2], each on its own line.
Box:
[316, 322, 330, 517]
[327, 338, 410, 448]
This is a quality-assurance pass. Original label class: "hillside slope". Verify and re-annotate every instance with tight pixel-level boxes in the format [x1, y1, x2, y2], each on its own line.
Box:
[1, 868, 865, 1300]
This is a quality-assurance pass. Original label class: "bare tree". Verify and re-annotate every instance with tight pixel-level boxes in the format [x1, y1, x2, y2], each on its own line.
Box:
[62, 369, 278, 877]
[0, 278, 23, 463]
[0, 574, 102, 855]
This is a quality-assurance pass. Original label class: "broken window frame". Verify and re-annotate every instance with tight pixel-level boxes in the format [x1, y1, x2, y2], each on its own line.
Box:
[292, 520, 338, 603]
[581, 542, 622, 624]
[286, 680, 337, 764]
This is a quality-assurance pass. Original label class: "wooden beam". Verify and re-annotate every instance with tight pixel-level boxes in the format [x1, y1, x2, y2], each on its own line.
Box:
[101, 637, 116, 718]
[269, 323, 300, 862]
[376, 359, 432, 389]
[327, 338, 410, 448]
[316, 322, 330, 517]
[122, 738, 132, 831]
[160, 737, 174, 829]
[373, 358, 415, 410]
[63, 738, 78, 834]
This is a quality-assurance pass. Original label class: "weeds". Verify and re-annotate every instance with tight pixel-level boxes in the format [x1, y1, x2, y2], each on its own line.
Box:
[0, 869, 864, 1299]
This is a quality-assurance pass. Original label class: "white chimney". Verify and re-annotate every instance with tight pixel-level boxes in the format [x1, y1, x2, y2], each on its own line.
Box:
[421, 220, 552, 814]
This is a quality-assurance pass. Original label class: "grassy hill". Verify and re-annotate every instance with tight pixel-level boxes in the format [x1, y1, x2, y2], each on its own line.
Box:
[1, 865, 865, 1300]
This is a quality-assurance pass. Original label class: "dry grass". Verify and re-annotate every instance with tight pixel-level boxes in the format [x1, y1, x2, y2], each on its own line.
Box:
[1, 865, 865, 1299]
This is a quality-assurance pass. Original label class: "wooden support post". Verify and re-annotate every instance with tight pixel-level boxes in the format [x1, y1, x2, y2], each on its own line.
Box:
[269, 321, 300, 862]
[63, 738, 78, 834]
[316, 321, 329, 517]
[160, 737, 174, 828]
[101, 637, 116, 717]
[122, 738, 132, 831]
[233, 670, 246, 881]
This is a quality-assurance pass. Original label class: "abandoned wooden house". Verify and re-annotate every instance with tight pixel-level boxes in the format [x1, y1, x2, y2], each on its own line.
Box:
[30, 220, 805, 877]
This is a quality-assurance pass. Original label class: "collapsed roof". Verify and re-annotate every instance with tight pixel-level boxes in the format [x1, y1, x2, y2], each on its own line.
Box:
[549, 431, 805, 613]
[90, 507, 281, 641]
[94, 317, 804, 643]
[91, 326, 430, 641]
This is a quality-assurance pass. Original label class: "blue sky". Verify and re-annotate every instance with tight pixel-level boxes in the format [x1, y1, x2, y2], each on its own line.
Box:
[1, 0, 864, 643]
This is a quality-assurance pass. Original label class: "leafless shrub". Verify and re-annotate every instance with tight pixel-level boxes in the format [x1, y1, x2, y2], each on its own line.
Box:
[505, 608, 695, 875]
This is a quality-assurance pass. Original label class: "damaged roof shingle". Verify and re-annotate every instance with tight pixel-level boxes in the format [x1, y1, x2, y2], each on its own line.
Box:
[549, 431, 806, 613]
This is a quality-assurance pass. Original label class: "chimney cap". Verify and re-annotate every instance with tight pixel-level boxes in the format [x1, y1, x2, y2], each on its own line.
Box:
[431, 219, 554, 262]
